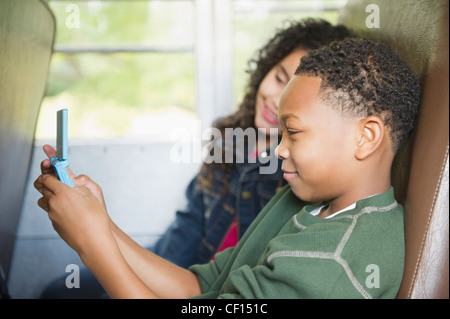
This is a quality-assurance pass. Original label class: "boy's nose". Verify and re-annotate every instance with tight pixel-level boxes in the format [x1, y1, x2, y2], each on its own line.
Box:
[275, 144, 289, 160]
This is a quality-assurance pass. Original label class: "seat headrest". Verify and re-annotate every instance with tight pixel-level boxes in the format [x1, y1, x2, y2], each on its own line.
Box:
[339, 0, 449, 299]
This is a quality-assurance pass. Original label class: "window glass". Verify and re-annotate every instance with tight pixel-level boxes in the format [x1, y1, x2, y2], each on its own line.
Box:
[37, 0, 195, 140]
[38, 52, 195, 140]
[37, 0, 345, 140]
[50, 1, 194, 47]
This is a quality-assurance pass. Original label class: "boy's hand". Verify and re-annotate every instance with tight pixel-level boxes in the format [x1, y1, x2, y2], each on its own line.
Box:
[34, 144, 73, 199]
[36, 174, 112, 258]
[34, 145, 110, 256]
[37, 143, 75, 180]
[34, 144, 106, 210]
[72, 174, 108, 212]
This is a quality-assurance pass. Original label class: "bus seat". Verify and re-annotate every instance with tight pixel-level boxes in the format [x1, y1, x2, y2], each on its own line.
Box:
[0, 0, 55, 280]
[339, 0, 449, 298]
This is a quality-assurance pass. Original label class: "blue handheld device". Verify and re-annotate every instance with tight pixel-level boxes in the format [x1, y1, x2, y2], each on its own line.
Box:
[50, 109, 74, 188]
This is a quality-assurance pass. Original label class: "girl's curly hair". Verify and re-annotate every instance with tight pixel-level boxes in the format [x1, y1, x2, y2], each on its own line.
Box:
[199, 19, 353, 191]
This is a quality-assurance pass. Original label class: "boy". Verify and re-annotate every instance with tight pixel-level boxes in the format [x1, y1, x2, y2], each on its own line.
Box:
[35, 37, 420, 299]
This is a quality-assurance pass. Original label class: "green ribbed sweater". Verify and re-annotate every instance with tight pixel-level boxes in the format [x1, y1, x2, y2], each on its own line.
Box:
[190, 185, 405, 299]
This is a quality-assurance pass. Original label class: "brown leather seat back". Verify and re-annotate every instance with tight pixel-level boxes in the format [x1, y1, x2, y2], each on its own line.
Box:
[339, 0, 449, 298]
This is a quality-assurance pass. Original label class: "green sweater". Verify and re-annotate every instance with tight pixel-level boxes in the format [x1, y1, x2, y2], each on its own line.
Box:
[190, 185, 405, 299]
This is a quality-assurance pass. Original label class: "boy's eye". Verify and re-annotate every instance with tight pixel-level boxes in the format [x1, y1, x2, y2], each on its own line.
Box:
[282, 129, 298, 136]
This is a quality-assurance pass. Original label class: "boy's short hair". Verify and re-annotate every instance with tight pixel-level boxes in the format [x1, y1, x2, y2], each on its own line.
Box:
[296, 38, 421, 152]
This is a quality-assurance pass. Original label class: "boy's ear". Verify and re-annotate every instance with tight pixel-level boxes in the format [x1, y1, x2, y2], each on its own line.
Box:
[355, 116, 385, 160]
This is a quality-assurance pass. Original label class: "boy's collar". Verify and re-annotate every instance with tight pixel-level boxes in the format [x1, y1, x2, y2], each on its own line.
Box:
[304, 186, 397, 219]
[353, 186, 396, 211]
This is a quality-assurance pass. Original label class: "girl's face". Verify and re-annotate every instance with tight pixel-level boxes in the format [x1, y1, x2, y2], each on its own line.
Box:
[254, 49, 308, 132]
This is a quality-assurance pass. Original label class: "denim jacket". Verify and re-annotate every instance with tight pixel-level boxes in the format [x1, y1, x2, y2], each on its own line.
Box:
[151, 149, 285, 268]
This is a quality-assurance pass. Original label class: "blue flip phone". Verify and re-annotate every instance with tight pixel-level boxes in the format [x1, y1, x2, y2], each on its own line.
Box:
[50, 109, 74, 188]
